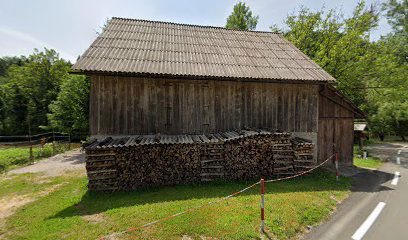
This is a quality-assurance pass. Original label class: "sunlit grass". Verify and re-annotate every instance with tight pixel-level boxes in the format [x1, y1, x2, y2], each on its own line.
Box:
[1, 170, 351, 240]
[0, 143, 80, 172]
[354, 157, 383, 169]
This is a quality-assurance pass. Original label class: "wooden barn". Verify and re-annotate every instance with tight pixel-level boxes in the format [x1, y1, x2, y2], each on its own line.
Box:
[73, 18, 363, 191]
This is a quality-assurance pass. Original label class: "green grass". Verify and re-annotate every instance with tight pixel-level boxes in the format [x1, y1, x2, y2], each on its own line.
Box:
[354, 157, 383, 169]
[353, 145, 384, 169]
[1, 170, 351, 240]
[0, 143, 80, 172]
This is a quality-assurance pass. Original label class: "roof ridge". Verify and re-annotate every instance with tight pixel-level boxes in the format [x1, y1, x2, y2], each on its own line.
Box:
[111, 17, 282, 35]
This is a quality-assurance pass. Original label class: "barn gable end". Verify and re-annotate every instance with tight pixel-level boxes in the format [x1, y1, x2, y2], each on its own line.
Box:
[74, 17, 362, 190]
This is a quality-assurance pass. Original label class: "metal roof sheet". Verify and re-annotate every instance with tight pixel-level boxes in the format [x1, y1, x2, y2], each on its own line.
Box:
[73, 17, 335, 82]
[85, 130, 292, 149]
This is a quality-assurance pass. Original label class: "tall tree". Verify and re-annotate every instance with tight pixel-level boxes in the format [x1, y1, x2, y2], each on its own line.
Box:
[272, 1, 379, 106]
[0, 56, 26, 77]
[363, 0, 408, 140]
[0, 84, 29, 135]
[382, 0, 408, 33]
[226, 2, 259, 31]
[48, 75, 89, 136]
[2, 48, 72, 135]
[0, 91, 5, 132]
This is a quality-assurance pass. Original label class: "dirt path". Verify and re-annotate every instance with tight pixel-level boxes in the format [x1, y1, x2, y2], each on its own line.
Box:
[8, 148, 86, 177]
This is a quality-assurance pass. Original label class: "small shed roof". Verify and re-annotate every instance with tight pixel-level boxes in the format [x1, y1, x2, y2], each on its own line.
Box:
[354, 123, 368, 131]
[73, 17, 335, 83]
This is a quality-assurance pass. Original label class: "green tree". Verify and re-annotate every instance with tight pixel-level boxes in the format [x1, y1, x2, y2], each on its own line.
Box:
[226, 2, 259, 31]
[272, 1, 379, 106]
[382, 0, 408, 33]
[48, 75, 89, 136]
[1, 84, 29, 135]
[4, 48, 72, 134]
[382, 0, 407, 64]
[0, 92, 5, 132]
[0, 56, 26, 77]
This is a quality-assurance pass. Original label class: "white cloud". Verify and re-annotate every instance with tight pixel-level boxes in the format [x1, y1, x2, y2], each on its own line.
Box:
[0, 27, 76, 62]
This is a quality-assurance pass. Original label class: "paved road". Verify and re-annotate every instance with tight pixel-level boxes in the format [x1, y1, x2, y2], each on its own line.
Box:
[306, 142, 408, 240]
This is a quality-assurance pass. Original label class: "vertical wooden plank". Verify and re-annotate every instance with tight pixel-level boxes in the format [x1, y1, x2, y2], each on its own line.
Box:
[277, 84, 282, 130]
[264, 83, 270, 129]
[241, 83, 248, 128]
[173, 80, 180, 134]
[89, 76, 98, 136]
[295, 85, 300, 132]
[100, 76, 105, 135]
[214, 82, 221, 132]
[270, 84, 276, 130]
[194, 81, 200, 133]
[235, 82, 242, 130]
[311, 85, 318, 132]
[122, 77, 128, 135]
[128, 78, 133, 134]
[96, 75, 101, 136]
[209, 80, 216, 133]
[158, 79, 165, 133]
[142, 78, 149, 134]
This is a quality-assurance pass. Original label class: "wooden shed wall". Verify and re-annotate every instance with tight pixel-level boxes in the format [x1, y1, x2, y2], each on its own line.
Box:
[318, 86, 355, 165]
[89, 75, 319, 136]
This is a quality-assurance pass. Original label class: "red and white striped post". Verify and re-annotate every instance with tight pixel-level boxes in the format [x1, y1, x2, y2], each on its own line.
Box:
[260, 178, 265, 233]
[335, 153, 339, 182]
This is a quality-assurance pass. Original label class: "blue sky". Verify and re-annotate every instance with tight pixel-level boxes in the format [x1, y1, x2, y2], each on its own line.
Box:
[0, 0, 391, 62]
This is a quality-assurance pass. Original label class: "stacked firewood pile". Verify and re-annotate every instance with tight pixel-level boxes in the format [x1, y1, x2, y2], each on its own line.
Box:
[271, 132, 295, 177]
[223, 131, 295, 180]
[292, 137, 315, 173]
[84, 130, 315, 191]
[114, 144, 201, 191]
[200, 144, 225, 182]
[86, 148, 118, 191]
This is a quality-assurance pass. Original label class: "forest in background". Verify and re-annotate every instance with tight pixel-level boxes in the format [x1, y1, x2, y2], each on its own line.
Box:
[0, 0, 406, 140]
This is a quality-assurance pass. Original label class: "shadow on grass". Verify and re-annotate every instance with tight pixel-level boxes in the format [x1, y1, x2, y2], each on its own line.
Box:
[49, 168, 395, 220]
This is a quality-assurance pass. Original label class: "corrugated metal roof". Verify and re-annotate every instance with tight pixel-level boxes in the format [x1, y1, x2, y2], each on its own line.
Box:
[73, 17, 335, 82]
[85, 130, 291, 150]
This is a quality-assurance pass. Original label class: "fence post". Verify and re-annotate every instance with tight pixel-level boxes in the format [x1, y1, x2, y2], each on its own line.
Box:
[335, 153, 339, 182]
[68, 134, 71, 150]
[29, 145, 33, 163]
[260, 178, 265, 233]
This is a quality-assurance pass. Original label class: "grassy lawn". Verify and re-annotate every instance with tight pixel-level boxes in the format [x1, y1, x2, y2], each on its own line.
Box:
[0, 143, 80, 172]
[1, 170, 351, 240]
[354, 157, 383, 169]
[353, 145, 384, 169]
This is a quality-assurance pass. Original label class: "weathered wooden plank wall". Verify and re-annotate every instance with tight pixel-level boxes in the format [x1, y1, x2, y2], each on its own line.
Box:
[90, 75, 319, 136]
[318, 86, 355, 165]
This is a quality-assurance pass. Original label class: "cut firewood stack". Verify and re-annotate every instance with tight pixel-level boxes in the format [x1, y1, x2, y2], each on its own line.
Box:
[292, 137, 315, 173]
[200, 144, 225, 182]
[83, 130, 315, 191]
[114, 144, 201, 191]
[86, 148, 118, 191]
[271, 132, 295, 176]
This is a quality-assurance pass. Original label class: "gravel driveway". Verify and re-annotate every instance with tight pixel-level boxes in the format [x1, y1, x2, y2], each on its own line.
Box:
[8, 148, 86, 177]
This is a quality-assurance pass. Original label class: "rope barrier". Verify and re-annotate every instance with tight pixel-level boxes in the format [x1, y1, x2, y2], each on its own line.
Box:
[101, 153, 337, 239]
[264, 154, 336, 183]
[102, 180, 261, 240]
